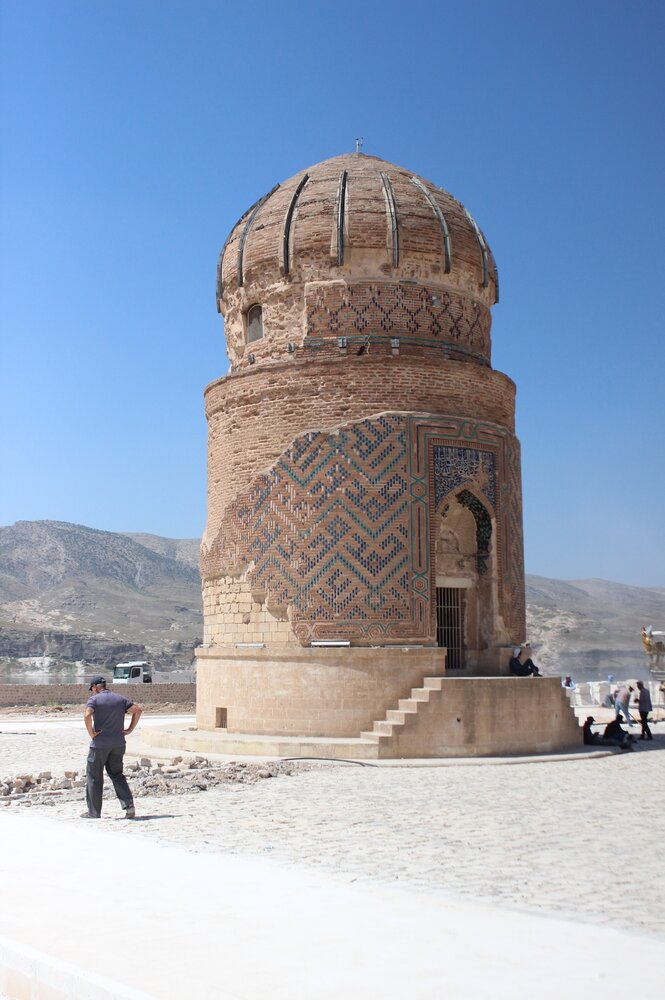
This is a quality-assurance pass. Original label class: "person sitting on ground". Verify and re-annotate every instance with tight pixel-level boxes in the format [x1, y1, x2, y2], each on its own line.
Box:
[602, 716, 634, 750]
[509, 645, 542, 677]
[583, 716, 632, 750]
[582, 716, 598, 745]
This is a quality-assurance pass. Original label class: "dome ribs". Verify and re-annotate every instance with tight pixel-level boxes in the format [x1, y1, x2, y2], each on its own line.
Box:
[380, 172, 400, 268]
[486, 243, 500, 303]
[237, 184, 280, 288]
[217, 155, 499, 331]
[216, 235, 232, 310]
[462, 206, 489, 290]
[410, 176, 452, 274]
[280, 173, 310, 276]
[335, 169, 348, 265]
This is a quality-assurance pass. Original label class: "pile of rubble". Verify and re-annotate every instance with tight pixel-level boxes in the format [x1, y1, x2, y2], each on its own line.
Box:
[1, 756, 315, 807]
[0, 769, 84, 799]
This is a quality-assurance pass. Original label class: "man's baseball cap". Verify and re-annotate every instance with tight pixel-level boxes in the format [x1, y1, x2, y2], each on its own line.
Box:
[88, 675, 107, 691]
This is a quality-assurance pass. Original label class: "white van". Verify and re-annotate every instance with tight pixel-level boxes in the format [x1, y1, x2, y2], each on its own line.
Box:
[113, 661, 152, 684]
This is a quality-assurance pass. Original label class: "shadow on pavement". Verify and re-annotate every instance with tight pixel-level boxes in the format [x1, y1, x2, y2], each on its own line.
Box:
[117, 814, 178, 822]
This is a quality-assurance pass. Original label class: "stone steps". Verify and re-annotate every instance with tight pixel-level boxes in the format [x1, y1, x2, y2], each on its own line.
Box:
[360, 677, 446, 746]
[138, 675, 447, 761]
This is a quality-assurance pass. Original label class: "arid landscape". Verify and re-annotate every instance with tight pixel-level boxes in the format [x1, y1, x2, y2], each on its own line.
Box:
[0, 519, 662, 681]
[0, 520, 201, 678]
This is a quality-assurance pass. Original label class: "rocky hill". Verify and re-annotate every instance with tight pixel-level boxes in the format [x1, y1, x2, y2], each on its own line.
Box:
[0, 520, 662, 681]
[526, 575, 664, 678]
[0, 521, 202, 677]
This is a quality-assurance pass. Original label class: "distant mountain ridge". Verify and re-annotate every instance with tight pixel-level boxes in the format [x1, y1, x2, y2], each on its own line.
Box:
[0, 520, 662, 679]
[525, 575, 664, 676]
[0, 521, 198, 598]
[0, 521, 202, 673]
[121, 532, 200, 572]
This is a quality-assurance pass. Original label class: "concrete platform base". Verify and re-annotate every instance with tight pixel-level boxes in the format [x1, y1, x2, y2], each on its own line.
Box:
[133, 722, 608, 766]
[178, 676, 582, 759]
[141, 725, 381, 759]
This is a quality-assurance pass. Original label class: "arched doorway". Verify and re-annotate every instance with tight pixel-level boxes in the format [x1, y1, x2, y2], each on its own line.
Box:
[434, 489, 495, 673]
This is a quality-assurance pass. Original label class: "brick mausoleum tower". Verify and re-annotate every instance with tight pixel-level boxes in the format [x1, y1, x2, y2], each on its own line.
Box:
[195, 153, 576, 757]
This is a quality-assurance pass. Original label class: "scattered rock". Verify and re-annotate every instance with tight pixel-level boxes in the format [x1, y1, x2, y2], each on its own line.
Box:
[0, 759, 319, 806]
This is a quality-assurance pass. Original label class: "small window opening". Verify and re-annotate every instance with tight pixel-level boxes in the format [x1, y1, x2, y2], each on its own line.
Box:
[247, 305, 263, 343]
[215, 707, 228, 729]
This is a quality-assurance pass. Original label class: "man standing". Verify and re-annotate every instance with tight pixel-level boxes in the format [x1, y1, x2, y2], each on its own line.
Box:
[635, 680, 653, 741]
[82, 675, 142, 819]
[614, 684, 634, 725]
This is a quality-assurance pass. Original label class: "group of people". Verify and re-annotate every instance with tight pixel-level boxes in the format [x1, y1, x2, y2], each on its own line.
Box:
[583, 679, 654, 749]
[583, 715, 635, 750]
[612, 681, 654, 739]
[508, 642, 656, 751]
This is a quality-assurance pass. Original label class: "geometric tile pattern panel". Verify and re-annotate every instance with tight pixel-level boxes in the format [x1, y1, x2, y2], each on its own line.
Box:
[203, 415, 412, 642]
[306, 282, 491, 362]
[203, 413, 525, 644]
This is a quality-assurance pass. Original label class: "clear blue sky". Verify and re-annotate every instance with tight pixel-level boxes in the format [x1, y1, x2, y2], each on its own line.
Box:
[1, 0, 663, 587]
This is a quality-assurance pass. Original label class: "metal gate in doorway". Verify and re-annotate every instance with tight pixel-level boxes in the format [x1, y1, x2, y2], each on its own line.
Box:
[436, 587, 465, 670]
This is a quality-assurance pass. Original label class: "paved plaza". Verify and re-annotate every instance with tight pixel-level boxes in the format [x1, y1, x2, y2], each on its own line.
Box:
[1, 710, 664, 998]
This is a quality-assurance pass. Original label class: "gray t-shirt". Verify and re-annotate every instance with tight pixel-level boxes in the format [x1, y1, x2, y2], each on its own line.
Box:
[86, 689, 134, 748]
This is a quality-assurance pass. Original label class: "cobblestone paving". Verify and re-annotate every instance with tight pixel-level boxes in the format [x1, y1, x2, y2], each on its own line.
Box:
[3, 715, 664, 937]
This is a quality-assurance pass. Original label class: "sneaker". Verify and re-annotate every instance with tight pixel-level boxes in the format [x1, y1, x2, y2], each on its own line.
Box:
[80, 812, 100, 819]
[124, 805, 136, 819]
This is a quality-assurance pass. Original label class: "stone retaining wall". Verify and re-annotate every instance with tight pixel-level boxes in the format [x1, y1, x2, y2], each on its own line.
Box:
[0, 683, 196, 708]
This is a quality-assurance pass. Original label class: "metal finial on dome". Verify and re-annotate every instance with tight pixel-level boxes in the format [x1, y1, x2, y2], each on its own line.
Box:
[355, 136, 364, 153]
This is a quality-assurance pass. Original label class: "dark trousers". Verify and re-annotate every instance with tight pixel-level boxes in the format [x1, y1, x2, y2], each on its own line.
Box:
[639, 711, 653, 740]
[86, 745, 133, 817]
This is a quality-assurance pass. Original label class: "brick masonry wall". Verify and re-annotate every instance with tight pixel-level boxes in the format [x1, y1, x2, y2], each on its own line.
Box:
[0, 684, 196, 708]
[202, 409, 525, 647]
[202, 578, 294, 646]
[204, 355, 515, 536]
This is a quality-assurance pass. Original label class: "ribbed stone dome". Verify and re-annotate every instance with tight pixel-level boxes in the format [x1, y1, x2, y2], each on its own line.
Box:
[216, 153, 498, 368]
